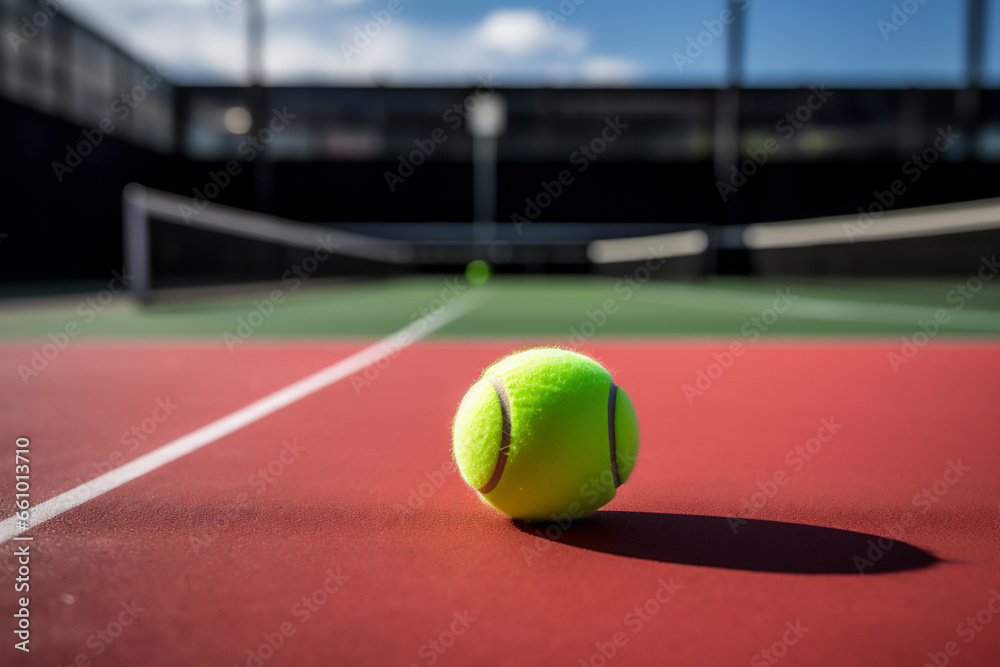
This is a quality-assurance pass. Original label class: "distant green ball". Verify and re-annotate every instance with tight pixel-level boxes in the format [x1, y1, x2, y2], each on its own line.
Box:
[465, 259, 491, 286]
[452, 348, 639, 522]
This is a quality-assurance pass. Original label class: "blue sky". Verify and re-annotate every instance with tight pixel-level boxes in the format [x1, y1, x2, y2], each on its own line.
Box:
[66, 0, 1000, 86]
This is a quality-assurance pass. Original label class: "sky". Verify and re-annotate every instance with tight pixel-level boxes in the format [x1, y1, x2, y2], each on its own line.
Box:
[63, 0, 1000, 87]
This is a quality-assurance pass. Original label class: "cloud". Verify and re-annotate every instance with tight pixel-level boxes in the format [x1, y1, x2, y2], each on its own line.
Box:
[473, 9, 585, 57]
[580, 56, 640, 83]
[269, 0, 367, 13]
[267, 9, 634, 85]
[64, 3, 639, 86]
[66, 0, 246, 80]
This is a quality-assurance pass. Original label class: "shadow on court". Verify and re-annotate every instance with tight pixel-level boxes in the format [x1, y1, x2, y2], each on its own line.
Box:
[515, 510, 939, 574]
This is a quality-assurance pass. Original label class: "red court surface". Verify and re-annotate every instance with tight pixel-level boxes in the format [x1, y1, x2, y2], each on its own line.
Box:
[1, 340, 998, 666]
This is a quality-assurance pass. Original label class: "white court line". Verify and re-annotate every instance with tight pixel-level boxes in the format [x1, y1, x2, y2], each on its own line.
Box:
[778, 298, 1000, 331]
[640, 288, 1000, 332]
[0, 294, 481, 545]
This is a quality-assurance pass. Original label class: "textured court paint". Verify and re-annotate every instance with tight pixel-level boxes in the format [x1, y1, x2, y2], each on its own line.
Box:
[0, 343, 998, 666]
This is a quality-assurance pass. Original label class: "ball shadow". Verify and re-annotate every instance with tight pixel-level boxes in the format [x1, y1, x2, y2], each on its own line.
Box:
[515, 511, 939, 574]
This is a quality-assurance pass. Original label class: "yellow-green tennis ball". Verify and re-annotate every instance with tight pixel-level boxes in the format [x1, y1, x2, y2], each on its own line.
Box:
[452, 348, 639, 522]
[465, 259, 491, 285]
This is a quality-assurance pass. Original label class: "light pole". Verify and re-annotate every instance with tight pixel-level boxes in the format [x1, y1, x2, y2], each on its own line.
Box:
[468, 92, 507, 252]
[246, 0, 274, 213]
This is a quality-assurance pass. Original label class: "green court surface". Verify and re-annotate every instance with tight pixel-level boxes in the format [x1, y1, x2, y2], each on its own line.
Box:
[1, 275, 999, 340]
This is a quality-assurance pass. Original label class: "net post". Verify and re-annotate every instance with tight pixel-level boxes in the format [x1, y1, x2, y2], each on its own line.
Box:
[122, 183, 151, 303]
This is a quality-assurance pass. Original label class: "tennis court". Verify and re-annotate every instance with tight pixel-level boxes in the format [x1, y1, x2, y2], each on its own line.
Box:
[3, 1, 1000, 666]
[2, 272, 999, 665]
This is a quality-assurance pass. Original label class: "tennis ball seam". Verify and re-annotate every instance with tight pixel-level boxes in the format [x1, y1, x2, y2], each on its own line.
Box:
[477, 375, 625, 498]
[477, 375, 511, 494]
[608, 382, 621, 488]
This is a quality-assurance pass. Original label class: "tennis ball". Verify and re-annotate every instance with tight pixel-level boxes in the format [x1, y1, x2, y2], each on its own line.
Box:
[465, 259, 491, 285]
[452, 348, 639, 522]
